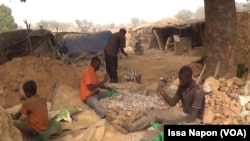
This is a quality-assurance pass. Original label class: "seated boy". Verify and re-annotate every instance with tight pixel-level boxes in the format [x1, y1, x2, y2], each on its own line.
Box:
[11, 80, 49, 135]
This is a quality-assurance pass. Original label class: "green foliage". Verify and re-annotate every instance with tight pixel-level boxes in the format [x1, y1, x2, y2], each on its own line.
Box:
[237, 63, 248, 78]
[175, 9, 194, 21]
[0, 4, 17, 32]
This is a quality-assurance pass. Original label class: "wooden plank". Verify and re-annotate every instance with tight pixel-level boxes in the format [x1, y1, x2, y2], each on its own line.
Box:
[153, 30, 164, 50]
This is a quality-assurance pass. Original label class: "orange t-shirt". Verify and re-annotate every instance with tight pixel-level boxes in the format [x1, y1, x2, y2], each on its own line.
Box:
[19, 95, 49, 132]
[80, 66, 100, 100]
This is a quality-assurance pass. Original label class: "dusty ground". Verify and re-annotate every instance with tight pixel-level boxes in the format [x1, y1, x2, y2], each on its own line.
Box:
[0, 47, 202, 141]
[2, 47, 249, 141]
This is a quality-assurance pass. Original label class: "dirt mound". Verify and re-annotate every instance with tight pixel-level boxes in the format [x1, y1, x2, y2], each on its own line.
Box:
[0, 56, 80, 108]
[0, 105, 22, 141]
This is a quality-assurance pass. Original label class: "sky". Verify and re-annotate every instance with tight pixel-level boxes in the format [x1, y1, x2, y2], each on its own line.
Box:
[0, 0, 248, 26]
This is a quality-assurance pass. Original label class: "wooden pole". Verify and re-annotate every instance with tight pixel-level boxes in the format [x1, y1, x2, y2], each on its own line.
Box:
[24, 20, 32, 55]
[199, 26, 204, 45]
[197, 63, 207, 85]
[214, 61, 221, 79]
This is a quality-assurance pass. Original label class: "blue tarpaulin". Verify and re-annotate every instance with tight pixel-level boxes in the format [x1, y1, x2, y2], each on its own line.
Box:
[59, 31, 112, 55]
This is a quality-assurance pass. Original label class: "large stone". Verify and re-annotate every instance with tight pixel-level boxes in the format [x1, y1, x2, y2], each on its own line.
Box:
[203, 76, 220, 93]
[245, 116, 250, 123]
[235, 78, 246, 86]
[226, 79, 234, 87]
[202, 108, 214, 124]
[245, 102, 250, 110]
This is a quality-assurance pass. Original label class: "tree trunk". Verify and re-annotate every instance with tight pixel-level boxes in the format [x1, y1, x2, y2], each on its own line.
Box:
[203, 0, 237, 79]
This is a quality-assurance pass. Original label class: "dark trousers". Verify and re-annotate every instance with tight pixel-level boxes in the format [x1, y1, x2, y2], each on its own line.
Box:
[13, 118, 36, 134]
[105, 54, 118, 83]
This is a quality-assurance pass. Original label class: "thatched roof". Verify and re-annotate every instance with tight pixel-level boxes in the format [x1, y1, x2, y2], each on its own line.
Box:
[0, 29, 56, 64]
[0, 29, 55, 49]
[133, 18, 183, 31]
[133, 18, 205, 31]
[157, 19, 205, 29]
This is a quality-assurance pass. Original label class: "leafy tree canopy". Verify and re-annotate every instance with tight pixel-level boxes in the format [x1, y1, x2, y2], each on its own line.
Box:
[0, 4, 17, 32]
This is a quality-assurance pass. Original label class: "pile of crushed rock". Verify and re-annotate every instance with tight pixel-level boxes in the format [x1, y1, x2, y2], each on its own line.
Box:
[100, 75, 250, 130]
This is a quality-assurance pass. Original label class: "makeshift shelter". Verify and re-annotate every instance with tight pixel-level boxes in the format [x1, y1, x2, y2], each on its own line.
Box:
[59, 30, 112, 55]
[0, 29, 56, 64]
[131, 18, 205, 54]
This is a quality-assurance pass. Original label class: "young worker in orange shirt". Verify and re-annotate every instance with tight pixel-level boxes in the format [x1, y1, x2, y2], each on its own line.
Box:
[11, 80, 49, 135]
[80, 56, 113, 119]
